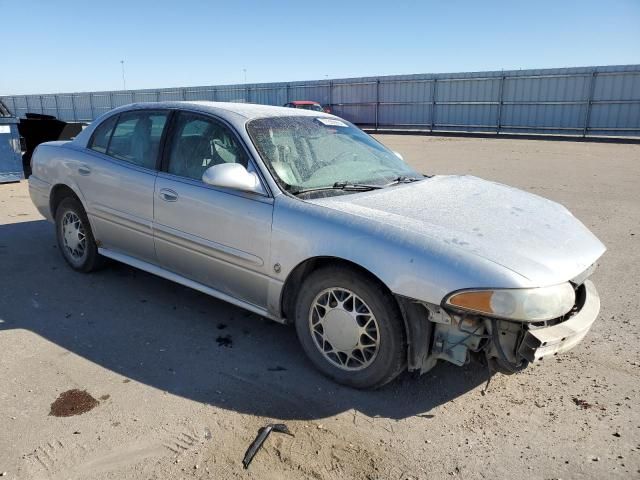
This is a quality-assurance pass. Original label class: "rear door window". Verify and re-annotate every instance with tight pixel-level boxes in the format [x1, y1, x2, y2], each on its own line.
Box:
[88, 115, 117, 154]
[106, 111, 169, 169]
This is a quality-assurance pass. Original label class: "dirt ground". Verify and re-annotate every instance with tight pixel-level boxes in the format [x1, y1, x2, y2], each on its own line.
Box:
[1, 135, 639, 479]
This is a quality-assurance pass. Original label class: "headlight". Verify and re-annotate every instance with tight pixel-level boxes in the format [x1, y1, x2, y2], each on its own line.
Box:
[444, 283, 576, 322]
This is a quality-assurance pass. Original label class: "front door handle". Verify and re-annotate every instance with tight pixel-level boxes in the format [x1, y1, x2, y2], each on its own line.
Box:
[78, 165, 91, 175]
[159, 188, 178, 202]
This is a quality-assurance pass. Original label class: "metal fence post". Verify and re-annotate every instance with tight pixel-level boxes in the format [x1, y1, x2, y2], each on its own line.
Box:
[181, 88, 186, 101]
[70, 95, 77, 121]
[496, 75, 505, 134]
[89, 94, 95, 120]
[430, 78, 437, 132]
[54, 95, 60, 118]
[39, 95, 44, 115]
[583, 71, 597, 137]
[25, 96, 30, 114]
[375, 80, 380, 130]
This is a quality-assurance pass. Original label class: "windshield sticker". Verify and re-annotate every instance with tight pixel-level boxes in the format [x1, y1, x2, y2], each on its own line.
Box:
[316, 118, 348, 127]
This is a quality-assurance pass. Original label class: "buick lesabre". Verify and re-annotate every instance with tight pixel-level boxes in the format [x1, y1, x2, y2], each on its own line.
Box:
[28, 102, 605, 388]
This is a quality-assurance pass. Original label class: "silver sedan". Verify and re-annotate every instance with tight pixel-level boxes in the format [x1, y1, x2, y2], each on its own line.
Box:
[28, 101, 606, 388]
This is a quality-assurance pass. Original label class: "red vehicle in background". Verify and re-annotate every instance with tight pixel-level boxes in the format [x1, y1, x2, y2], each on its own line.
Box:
[283, 100, 331, 114]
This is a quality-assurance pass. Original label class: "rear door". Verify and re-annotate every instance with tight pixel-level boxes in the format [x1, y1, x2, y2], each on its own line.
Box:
[79, 109, 169, 263]
[153, 110, 274, 308]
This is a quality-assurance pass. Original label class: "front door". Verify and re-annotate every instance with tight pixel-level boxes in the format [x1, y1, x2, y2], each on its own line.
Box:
[153, 111, 273, 309]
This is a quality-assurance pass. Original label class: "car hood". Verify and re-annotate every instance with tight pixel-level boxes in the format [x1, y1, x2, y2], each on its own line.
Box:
[308, 175, 606, 286]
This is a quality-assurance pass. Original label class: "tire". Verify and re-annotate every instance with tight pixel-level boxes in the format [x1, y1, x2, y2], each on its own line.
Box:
[294, 266, 406, 389]
[55, 197, 104, 272]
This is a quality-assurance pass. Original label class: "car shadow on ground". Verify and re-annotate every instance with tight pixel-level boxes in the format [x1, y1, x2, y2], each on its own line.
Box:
[0, 220, 487, 421]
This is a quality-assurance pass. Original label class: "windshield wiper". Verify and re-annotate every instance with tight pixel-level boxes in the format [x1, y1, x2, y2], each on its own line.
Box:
[291, 181, 383, 196]
[334, 181, 384, 190]
[384, 175, 423, 187]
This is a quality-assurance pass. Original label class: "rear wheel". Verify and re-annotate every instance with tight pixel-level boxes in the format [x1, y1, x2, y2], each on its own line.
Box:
[55, 197, 104, 272]
[294, 266, 406, 389]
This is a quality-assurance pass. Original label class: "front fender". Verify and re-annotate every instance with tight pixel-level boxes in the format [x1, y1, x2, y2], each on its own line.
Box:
[271, 195, 530, 307]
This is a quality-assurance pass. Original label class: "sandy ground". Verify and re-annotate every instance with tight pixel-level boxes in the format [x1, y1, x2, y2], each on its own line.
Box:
[0, 135, 639, 479]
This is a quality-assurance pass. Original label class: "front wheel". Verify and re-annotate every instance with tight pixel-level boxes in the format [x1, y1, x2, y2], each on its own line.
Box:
[294, 267, 406, 389]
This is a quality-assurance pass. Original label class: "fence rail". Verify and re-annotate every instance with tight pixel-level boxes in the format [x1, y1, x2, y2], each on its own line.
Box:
[2, 65, 639, 137]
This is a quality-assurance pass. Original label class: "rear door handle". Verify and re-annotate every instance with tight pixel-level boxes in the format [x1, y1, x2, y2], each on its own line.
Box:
[78, 165, 91, 175]
[159, 188, 178, 202]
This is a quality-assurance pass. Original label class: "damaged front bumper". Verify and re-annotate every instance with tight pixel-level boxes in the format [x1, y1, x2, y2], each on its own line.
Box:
[518, 280, 599, 362]
[407, 280, 600, 374]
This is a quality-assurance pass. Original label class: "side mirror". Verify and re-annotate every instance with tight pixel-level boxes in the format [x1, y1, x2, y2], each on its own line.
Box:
[392, 151, 404, 161]
[202, 163, 263, 194]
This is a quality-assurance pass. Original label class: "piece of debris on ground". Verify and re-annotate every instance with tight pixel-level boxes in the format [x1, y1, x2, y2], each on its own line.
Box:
[243, 423, 294, 469]
[572, 397, 593, 409]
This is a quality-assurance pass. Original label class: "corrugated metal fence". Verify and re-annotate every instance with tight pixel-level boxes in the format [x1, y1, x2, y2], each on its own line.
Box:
[2, 64, 639, 137]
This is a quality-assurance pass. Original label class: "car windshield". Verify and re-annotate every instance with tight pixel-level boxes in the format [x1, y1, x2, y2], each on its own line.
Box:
[247, 116, 421, 194]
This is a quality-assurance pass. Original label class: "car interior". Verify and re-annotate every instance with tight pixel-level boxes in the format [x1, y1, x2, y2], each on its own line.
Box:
[167, 114, 247, 181]
[105, 113, 167, 169]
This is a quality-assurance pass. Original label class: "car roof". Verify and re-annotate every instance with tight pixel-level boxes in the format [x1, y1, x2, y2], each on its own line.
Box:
[73, 100, 337, 149]
[114, 101, 330, 121]
[290, 100, 320, 105]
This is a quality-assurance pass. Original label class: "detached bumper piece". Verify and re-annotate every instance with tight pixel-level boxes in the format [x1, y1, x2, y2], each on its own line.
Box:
[242, 423, 294, 469]
[518, 280, 600, 362]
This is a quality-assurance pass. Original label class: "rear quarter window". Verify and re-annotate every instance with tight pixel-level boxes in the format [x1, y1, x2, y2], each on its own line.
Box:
[88, 115, 118, 153]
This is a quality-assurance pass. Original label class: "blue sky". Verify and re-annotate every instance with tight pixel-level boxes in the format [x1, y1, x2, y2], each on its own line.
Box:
[2, 0, 639, 95]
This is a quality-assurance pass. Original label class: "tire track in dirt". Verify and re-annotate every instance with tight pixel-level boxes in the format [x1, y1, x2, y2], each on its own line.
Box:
[21, 426, 210, 479]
